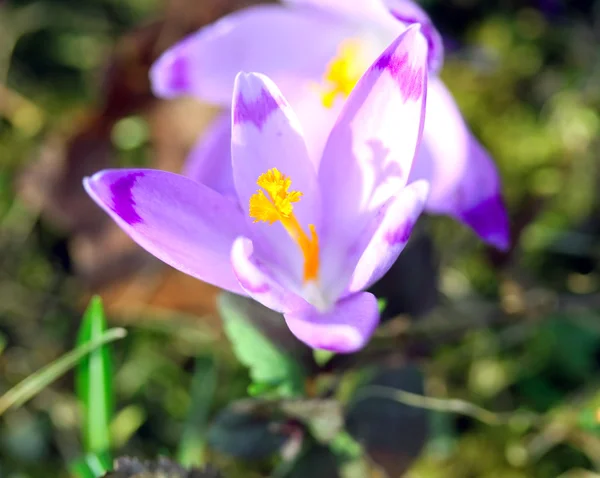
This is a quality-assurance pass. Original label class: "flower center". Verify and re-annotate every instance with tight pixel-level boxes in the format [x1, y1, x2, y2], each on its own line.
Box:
[249, 168, 319, 282]
[320, 39, 365, 108]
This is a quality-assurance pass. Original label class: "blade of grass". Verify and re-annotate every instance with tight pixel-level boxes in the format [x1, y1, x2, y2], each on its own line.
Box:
[177, 356, 217, 467]
[0, 327, 126, 415]
[69, 452, 112, 478]
[76, 296, 114, 455]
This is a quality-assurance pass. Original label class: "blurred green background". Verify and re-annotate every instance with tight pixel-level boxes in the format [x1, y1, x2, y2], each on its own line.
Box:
[1, 0, 600, 477]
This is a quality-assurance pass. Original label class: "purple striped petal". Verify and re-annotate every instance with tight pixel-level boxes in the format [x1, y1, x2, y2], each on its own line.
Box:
[84, 169, 248, 294]
[150, 5, 353, 105]
[231, 237, 306, 313]
[383, 0, 444, 73]
[349, 180, 429, 292]
[317, 25, 427, 300]
[408, 78, 510, 250]
[183, 111, 236, 199]
[231, 72, 320, 290]
[284, 292, 379, 352]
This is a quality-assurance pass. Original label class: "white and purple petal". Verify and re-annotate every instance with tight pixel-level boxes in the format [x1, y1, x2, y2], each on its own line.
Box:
[284, 292, 379, 353]
[282, 0, 444, 74]
[317, 25, 428, 299]
[383, 0, 444, 73]
[408, 78, 510, 250]
[84, 169, 249, 294]
[231, 72, 321, 290]
[150, 5, 354, 105]
[350, 179, 429, 292]
[231, 237, 307, 313]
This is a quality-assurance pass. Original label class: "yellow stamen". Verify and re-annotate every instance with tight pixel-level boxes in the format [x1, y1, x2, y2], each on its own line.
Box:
[249, 168, 319, 282]
[320, 39, 365, 108]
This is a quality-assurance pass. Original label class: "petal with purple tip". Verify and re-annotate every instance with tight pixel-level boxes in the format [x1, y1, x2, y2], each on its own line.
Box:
[231, 72, 321, 290]
[84, 169, 248, 294]
[407, 78, 510, 250]
[350, 179, 429, 292]
[150, 5, 354, 105]
[383, 0, 444, 73]
[284, 292, 379, 352]
[317, 25, 428, 299]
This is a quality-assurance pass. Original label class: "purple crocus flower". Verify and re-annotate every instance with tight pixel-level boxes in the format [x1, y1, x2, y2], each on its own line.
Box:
[151, 0, 510, 250]
[85, 27, 429, 353]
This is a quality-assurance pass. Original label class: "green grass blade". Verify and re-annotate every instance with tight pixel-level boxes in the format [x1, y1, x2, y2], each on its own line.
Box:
[69, 452, 112, 478]
[177, 356, 217, 467]
[0, 327, 126, 416]
[76, 296, 114, 456]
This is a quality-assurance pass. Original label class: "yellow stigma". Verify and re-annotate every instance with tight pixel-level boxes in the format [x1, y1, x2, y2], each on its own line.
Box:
[320, 39, 365, 108]
[249, 168, 319, 282]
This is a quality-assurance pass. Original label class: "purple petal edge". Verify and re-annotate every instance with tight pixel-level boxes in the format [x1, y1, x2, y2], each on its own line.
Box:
[460, 194, 510, 251]
[233, 87, 281, 130]
[384, 219, 415, 245]
[169, 56, 190, 93]
[106, 171, 144, 225]
[374, 27, 425, 101]
[283, 292, 379, 353]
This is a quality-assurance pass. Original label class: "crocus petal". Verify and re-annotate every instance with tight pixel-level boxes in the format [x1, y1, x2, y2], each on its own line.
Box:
[383, 0, 444, 73]
[282, 0, 396, 24]
[183, 111, 236, 198]
[318, 25, 427, 299]
[349, 180, 429, 292]
[408, 78, 510, 250]
[282, 0, 443, 74]
[231, 72, 320, 289]
[150, 5, 354, 105]
[284, 292, 379, 352]
[291, 90, 343, 171]
[231, 237, 306, 313]
[83, 169, 248, 294]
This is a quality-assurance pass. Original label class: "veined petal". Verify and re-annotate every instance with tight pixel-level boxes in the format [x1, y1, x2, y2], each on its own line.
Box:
[383, 0, 444, 73]
[284, 292, 379, 352]
[350, 180, 429, 292]
[231, 72, 320, 289]
[318, 25, 427, 299]
[408, 78, 510, 250]
[84, 169, 248, 294]
[150, 5, 354, 105]
[183, 111, 236, 198]
[231, 237, 306, 313]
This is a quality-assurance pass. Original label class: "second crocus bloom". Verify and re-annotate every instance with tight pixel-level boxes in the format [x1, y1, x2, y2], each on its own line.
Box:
[151, 0, 510, 250]
[85, 27, 429, 353]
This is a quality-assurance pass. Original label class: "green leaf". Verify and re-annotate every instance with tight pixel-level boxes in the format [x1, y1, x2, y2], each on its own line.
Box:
[177, 356, 217, 467]
[70, 452, 112, 478]
[218, 293, 306, 397]
[76, 296, 114, 455]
